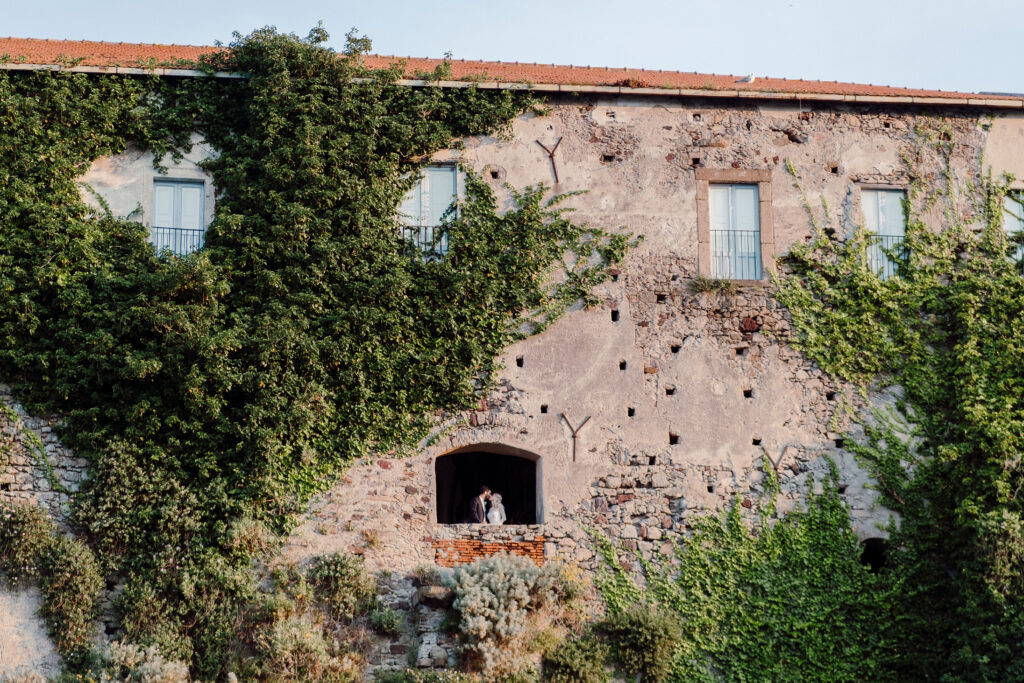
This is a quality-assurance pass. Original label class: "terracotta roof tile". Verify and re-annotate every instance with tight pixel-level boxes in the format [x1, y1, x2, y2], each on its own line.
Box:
[0, 37, 1017, 103]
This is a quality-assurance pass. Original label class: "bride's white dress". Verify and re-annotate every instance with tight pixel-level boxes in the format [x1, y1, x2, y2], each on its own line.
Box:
[486, 503, 506, 525]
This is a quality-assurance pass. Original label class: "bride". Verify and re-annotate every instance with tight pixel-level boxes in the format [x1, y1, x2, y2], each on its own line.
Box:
[486, 493, 507, 525]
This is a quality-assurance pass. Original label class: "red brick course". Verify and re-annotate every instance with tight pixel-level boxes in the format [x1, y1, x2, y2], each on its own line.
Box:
[430, 537, 546, 567]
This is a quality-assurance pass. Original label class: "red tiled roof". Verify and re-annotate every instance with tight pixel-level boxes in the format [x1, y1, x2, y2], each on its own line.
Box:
[0, 37, 1017, 104]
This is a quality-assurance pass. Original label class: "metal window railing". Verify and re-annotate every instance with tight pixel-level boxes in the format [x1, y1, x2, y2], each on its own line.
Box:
[867, 234, 907, 280]
[151, 227, 205, 256]
[401, 225, 448, 259]
[710, 230, 761, 280]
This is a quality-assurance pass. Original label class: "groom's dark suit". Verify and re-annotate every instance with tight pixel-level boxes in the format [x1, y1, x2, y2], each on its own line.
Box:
[469, 495, 486, 523]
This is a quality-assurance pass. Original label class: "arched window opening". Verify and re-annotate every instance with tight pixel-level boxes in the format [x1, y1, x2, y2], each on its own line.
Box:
[435, 446, 541, 525]
[860, 537, 888, 573]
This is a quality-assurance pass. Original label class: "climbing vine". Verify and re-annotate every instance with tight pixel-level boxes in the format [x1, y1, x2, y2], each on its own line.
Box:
[776, 122, 1024, 680]
[0, 26, 630, 676]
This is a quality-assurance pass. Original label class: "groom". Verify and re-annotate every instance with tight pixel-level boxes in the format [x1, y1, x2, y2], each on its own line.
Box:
[469, 485, 491, 524]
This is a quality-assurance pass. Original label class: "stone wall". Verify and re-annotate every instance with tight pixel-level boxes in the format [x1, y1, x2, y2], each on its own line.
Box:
[0, 384, 85, 524]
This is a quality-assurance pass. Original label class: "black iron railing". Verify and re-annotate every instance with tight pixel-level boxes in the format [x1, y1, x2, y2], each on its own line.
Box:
[401, 225, 448, 259]
[710, 229, 761, 280]
[867, 234, 907, 279]
[151, 227, 205, 256]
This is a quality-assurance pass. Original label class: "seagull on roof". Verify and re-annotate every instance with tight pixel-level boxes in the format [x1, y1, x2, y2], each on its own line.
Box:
[738, 74, 756, 83]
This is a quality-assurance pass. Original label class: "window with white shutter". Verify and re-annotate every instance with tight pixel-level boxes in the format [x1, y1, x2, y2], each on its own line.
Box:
[152, 180, 206, 256]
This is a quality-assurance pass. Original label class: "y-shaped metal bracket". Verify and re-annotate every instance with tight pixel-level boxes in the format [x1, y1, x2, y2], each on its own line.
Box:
[535, 137, 563, 184]
[759, 442, 802, 478]
[560, 413, 591, 462]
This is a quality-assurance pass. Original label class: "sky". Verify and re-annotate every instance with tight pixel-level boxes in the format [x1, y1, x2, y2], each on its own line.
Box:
[3, 0, 1022, 95]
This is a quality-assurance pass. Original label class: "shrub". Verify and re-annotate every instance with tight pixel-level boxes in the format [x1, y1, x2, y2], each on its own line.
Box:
[308, 552, 377, 619]
[370, 605, 403, 635]
[70, 640, 191, 682]
[542, 634, 608, 683]
[0, 503, 55, 584]
[448, 553, 563, 677]
[598, 605, 681, 683]
[376, 670, 476, 683]
[39, 535, 104, 655]
[254, 613, 360, 682]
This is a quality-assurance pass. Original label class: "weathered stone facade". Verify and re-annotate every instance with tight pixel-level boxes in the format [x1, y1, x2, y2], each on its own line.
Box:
[6, 78, 1024, 675]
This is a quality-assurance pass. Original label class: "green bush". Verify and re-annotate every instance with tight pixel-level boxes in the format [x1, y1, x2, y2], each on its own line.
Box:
[598, 606, 681, 683]
[254, 613, 360, 682]
[370, 605, 403, 635]
[449, 553, 563, 677]
[40, 535, 104, 655]
[0, 503, 55, 584]
[542, 634, 608, 683]
[308, 552, 377, 619]
[376, 670, 475, 683]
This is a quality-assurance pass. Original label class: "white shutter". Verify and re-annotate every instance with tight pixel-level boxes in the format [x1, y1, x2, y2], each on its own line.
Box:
[732, 185, 759, 232]
[709, 186, 730, 231]
[179, 184, 203, 230]
[879, 190, 905, 236]
[400, 179, 423, 225]
[426, 166, 457, 226]
[153, 183, 175, 228]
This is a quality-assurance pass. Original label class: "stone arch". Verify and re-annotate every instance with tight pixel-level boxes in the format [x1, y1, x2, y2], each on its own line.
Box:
[434, 443, 543, 525]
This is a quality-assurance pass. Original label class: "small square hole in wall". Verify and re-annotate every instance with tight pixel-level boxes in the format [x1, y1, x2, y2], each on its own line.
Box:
[692, 157, 701, 166]
[883, 121, 892, 129]
[540, 404, 548, 414]
[830, 165, 839, 175]
[656, 293, 667, 303]
[665, 386, 676, 396]
[648, 455, 657, 465]
[490, 170, 500, 179]
[838, 484, 849, 494]
[0, 482, 9, 492]
[826, 390, 836, 401]
[743, 388, 753, 398]
[834, 437, 845, 448]
[619, 360, 628, 371]
[516, 355, 524, 368]
[611, 273, 619, 282]
[669, 433, 680, 445]
[601, 154, 616, 163]
[735, 347, 747, 356]
[627, 406, 636, 417]
[692, 113, 702, 122]
[707, 484, 715, 493]
[752, 437, 762, 446]
[611, 310, 620, 322]
[670, 344, 681, 354]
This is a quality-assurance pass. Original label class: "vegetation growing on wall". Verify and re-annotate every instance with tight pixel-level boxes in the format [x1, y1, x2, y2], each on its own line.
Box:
[775, 125, 1024, 680]
[0, 26, 630, 676]
[593, 473, 888, 681]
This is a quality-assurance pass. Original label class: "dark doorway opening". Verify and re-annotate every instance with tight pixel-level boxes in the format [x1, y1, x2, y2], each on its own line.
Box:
[860, 537, 888, 573]
[435, 449, 539, 524]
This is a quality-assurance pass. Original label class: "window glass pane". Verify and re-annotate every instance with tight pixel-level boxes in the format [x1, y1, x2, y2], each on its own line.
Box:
[731, 185, 759, 232]
[878, 190, 905, 236]
[862, 189, 880, 233]
[179, 185, 203, 230]
[153, 183, 175, 228]
[709, 186, 730, 231]
[400, 180, 422, 225]
[426, 166, 457, 226]
[1004, 193, 1024, 234]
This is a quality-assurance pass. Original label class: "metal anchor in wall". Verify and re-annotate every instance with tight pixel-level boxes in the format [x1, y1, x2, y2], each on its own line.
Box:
[758, 442, 802, 478]
[535, 137, 563, 184]
[560, 412, 591, 462]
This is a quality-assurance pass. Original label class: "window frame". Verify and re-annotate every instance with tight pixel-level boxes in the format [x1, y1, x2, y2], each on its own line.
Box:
[695, 168, 773, 282]
[399, 163, 462, 258]
[860, 185, 908, 279]
[1003, 189, 1024, 260]
[151, 178, 207, 256]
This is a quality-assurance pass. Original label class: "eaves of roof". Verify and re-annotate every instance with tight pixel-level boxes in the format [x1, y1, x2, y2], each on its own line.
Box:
[2, 37, 1022, 110]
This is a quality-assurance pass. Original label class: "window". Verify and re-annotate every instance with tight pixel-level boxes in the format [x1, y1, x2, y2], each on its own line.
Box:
[400, 165, 459, 257]
[152, 180, 205, 256]
[709, 184, 761, 280]
[695, 168, 773, 280]
[1004, 191, 1024, 260]
[862, 188, 906, 279]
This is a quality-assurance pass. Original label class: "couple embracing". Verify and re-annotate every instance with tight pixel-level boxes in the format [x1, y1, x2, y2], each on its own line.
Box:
[469, 485, 506, 525]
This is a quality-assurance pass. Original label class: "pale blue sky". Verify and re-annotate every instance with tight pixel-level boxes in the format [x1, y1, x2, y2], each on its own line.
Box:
[3, 0, 1021, 94]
